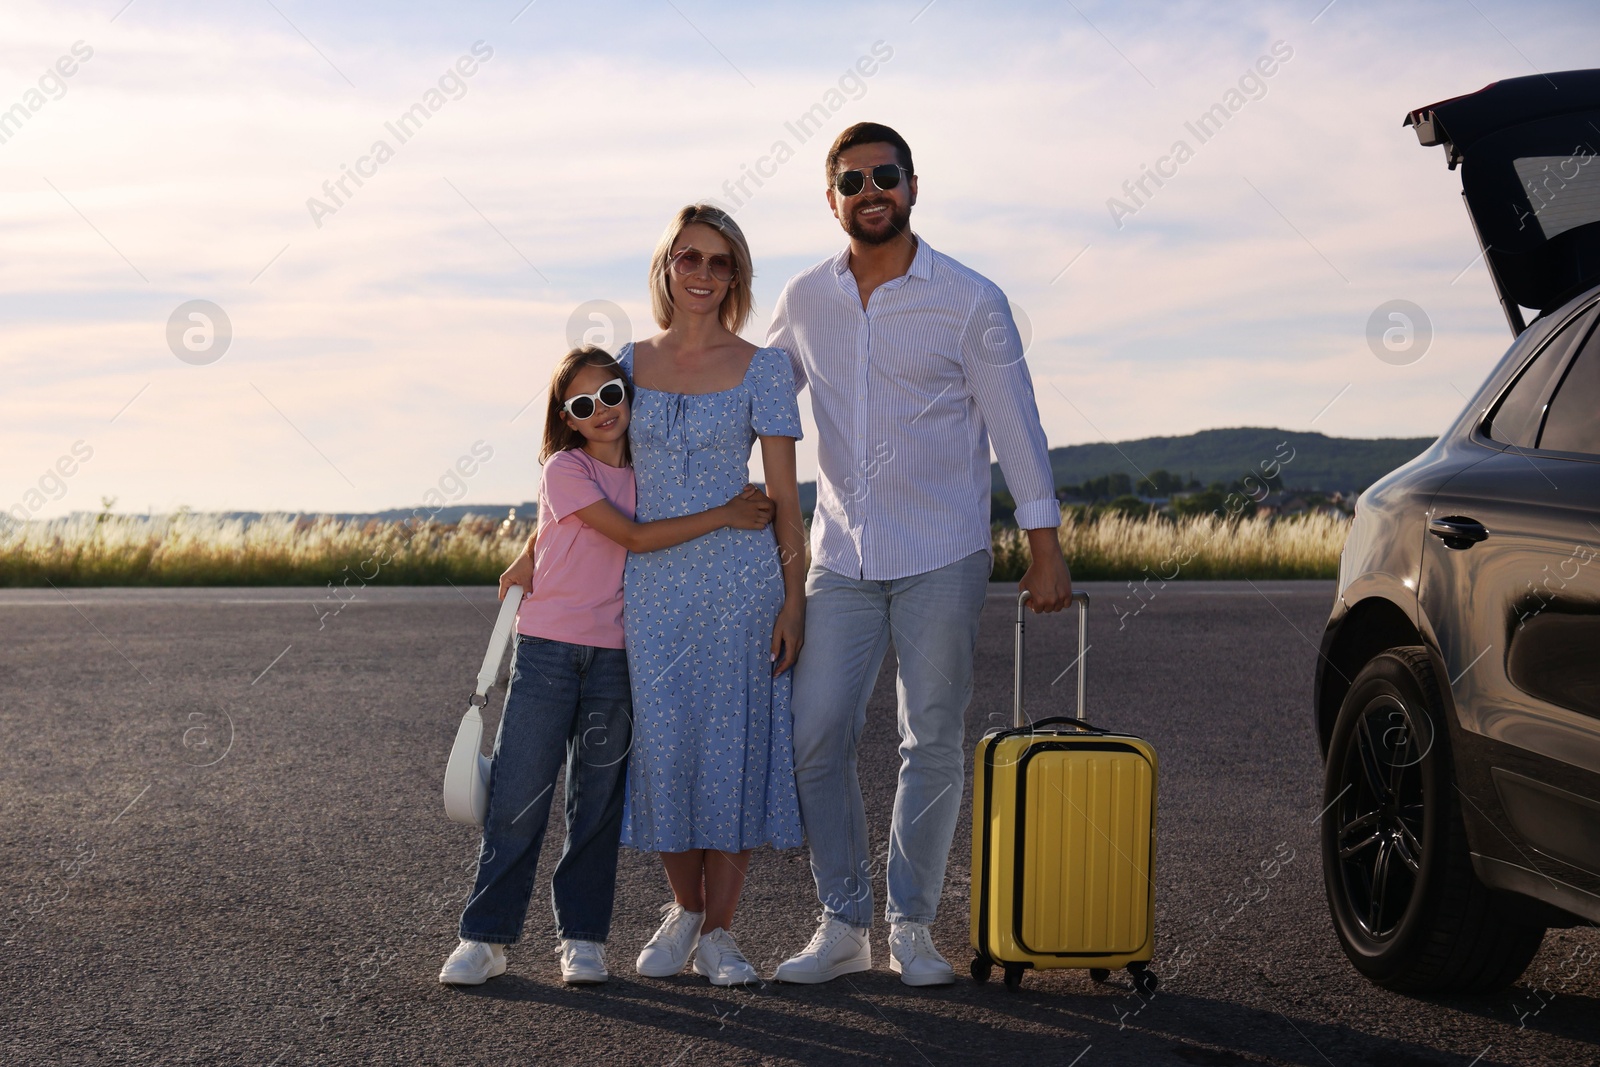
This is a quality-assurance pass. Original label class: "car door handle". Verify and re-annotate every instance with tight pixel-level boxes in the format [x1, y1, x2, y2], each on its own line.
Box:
[1429, 515, 1489, 549]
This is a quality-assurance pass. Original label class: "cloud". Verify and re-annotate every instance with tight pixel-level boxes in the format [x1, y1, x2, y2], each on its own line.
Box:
[2, 0, 1595, 515]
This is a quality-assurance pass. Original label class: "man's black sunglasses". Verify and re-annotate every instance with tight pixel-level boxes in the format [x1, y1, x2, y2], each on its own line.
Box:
[832, 164, 910, 197]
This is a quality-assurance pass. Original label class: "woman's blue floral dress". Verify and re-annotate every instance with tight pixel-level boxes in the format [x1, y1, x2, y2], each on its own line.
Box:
[618, 342, 805, 852]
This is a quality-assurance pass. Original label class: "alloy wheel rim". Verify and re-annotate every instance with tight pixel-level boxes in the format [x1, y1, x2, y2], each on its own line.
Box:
[1334, 696, 1427, 940]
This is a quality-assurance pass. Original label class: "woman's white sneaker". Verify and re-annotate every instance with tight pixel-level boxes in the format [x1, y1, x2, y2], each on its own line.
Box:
[636, 902, 704, 977]
[887, 922, 955, 986]
[773, 916, 871, 984]
[693, 928, 760, 986]
[438, 939, 507, 985]
[558, 939, 609, 984]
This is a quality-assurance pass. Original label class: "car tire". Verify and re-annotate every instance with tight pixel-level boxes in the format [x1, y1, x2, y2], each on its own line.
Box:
[1320, 646, 1545, 993]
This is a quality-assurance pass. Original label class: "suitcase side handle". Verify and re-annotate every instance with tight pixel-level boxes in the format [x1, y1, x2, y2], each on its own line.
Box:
[1019, 715, 1111, 734]
[1014, 589, 1089, 729]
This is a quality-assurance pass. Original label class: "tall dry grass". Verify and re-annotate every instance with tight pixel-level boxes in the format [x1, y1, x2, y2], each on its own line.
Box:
[990, 511, 1346, 582]
[0, 512, 536, 587]
[1, 509, 1347, 586]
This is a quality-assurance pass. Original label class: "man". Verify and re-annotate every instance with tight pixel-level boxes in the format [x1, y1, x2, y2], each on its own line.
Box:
[769, 122, 1071, 987]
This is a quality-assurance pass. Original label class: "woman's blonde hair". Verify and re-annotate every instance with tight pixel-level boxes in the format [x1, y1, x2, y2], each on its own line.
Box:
[648, 203, 754, 335]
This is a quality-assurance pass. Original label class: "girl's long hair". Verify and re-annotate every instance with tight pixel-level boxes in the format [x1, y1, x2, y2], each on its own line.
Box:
[539, 345, 633, 465]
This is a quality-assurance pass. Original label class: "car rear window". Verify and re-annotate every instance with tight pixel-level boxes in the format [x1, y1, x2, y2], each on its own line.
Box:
[1463, 115, 1600, 315]
[1539, 325, 1600, 455]
[1512, 150, 1600, 240]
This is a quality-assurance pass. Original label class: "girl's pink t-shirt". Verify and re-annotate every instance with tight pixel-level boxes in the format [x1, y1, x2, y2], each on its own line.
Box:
[515, 448, 636, 649]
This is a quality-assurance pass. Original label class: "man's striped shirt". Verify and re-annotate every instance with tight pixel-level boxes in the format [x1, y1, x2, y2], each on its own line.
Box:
[768, 235, 1060, 582]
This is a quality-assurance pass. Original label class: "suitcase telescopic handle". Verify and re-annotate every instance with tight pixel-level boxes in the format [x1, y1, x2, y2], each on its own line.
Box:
[1014, 590, 1089, 729]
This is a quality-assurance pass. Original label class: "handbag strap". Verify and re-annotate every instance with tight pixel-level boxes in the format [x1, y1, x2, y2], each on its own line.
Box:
[474, 586, 524, 701]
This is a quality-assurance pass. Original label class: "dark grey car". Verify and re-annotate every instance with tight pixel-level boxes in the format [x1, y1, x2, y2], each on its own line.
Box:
[1315, 69, 1600, 993]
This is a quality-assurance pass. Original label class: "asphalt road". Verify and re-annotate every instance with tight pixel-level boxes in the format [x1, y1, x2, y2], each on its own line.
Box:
[2, 582, 1596, 1066]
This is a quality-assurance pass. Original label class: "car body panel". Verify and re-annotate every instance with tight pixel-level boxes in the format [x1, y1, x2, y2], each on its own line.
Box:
[1422, 449, 1600, 777]
[1318, 275, 1600, 924]
[1416, 293, 1600, 907]
[1316, 439, 1480, 749]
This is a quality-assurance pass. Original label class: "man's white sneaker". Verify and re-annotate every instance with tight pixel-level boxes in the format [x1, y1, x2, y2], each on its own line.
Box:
[636, 902, 704, 978]
[692, 927, 760, 986]
[772, 916, 872, 984]
[888, 922, 955, 986]
[558, 939, 609, 984]
[438, 939, 506, 985]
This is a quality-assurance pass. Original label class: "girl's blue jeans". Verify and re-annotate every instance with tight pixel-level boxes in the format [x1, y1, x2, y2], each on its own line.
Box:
[458, 635, 632, 945]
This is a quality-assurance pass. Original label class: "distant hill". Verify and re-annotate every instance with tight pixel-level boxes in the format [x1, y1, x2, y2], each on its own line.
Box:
[71, 430, 1426, 525]
[333, 503, 537, 525]
[797, 427, 1433, 510]
[86, 503, 542, 527]
[1014, 427, 1434, 493]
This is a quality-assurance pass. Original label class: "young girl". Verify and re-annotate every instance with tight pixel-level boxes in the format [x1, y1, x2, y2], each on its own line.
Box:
[439, 345, 774, 986]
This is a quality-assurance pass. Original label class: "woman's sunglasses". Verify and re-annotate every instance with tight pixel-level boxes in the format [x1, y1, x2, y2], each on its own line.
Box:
[669, 248, 736, 283]
[562, 377, 627, 420]
[832, 164, 909, 197]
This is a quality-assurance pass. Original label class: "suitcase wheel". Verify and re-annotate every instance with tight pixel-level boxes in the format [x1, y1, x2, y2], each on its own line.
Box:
[1128, 961, 1159, 996]
[1002, 962, 1026, 991]
[970, 954, 993, 984]
[1088, 967, 1110, 983]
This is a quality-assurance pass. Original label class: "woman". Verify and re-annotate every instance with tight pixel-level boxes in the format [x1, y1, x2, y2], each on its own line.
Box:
[620, 204, 807, 986]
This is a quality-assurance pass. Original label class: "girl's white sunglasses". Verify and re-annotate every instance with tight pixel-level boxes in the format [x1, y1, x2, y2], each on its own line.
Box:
[561, 377, 627, 420]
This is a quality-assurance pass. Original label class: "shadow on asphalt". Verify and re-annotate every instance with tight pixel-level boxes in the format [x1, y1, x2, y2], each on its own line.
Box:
[445, 966, 1556, 1065]
[1416, 982, 1600, 1049]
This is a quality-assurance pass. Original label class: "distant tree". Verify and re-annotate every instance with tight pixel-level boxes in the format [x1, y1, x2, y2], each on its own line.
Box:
[1172, 483, 1259, 519]
[991, 491, 1017, 526]
[1107, 494, 1151, 519]
[1173, 489, 1222, 518]
[1135, 469, 1185, 497]
[1073, 472, 1132, 501]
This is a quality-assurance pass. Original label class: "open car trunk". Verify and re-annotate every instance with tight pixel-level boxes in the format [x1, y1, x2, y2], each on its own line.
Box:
[1407, 69, 1600, 335]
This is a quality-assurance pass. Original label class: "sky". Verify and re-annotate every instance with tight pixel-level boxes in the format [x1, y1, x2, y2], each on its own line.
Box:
[3, 0, 1597, 519]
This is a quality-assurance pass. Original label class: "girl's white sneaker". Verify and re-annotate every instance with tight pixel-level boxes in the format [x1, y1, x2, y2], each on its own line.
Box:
[439, 939, 507, 985]
[559, 939, 609, 984]
[693, 928, 760, 986]
[636, 902, 704, 977]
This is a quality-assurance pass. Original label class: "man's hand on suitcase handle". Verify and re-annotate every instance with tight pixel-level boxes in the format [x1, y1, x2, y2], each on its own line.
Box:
[1019, 527, 1073, 613]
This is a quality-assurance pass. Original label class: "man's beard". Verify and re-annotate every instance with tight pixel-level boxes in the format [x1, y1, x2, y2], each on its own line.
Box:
[843, 198, 912, 245]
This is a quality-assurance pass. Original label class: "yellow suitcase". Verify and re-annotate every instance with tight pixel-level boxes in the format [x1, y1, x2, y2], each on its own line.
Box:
[970, 591, 1159, 993]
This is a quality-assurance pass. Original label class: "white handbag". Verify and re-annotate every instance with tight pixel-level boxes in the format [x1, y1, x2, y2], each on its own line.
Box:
[442, 585, 523, 826]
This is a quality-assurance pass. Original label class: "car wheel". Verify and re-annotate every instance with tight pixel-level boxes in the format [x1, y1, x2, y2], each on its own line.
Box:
[1321, 647, 1545, 993]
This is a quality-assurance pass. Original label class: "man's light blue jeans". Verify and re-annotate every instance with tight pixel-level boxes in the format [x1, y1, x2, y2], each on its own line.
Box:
[791, 550, 990, 929]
